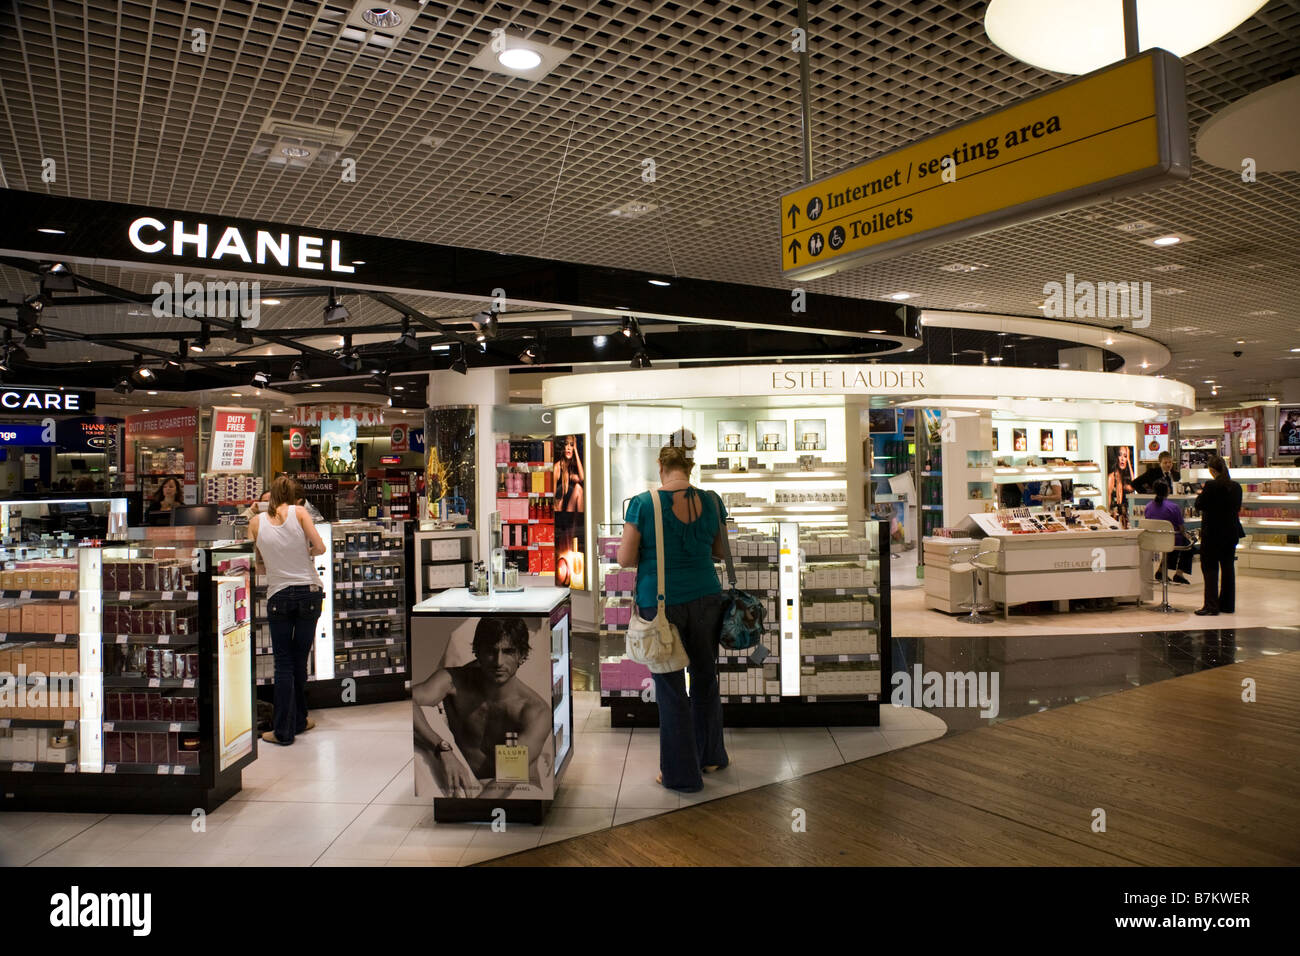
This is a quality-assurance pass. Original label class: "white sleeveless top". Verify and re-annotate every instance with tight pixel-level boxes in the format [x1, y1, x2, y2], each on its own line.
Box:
[256, 505, 323, 599]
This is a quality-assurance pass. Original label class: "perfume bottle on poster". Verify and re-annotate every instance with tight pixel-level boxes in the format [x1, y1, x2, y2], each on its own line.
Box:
[495, 731, 530, 782]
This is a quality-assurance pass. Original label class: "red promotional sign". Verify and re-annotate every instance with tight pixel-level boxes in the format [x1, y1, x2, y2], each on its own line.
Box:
[289, 427, 312, 459]
[390, 424, 408, 452]
[208, 407, 259, 474]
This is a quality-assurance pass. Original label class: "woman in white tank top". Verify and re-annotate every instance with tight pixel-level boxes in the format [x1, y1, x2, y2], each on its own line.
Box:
[250, 476, 327, 745]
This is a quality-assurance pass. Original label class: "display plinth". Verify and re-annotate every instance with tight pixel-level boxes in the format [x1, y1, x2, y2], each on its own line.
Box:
[410, 587, 571, 825]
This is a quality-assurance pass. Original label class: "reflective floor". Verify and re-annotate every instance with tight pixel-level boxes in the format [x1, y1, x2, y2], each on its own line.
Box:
[892, 625, 1300, 735]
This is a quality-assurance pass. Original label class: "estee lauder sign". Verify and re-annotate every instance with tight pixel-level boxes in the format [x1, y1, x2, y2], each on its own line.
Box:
[769, 368, 927, 392]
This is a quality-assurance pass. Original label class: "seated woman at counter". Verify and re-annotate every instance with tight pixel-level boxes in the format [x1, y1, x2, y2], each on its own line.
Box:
[147, 477, 182, 515]
[1143, 480, 1192, 585]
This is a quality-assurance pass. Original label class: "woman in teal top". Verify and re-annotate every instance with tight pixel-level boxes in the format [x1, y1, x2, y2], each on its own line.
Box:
[617, 433, 729, 792]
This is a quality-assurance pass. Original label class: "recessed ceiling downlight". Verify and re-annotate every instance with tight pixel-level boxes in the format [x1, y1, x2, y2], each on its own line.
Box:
[499, 48, 542, 70]
[361, 7, 402, 29]
[1152, 235, 1180, 246]
[281, 145, 313, 158]
[37, 227, 65, 235]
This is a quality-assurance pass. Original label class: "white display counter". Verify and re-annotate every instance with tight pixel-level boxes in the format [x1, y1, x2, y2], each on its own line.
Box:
[936, 511, 1144, 617]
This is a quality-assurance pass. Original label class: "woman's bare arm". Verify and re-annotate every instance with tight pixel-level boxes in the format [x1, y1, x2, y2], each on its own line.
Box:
[617, 522, 640, 567]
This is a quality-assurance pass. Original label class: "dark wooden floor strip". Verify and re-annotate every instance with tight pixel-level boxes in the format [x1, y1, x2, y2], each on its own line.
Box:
[485, 653, 1300, 866]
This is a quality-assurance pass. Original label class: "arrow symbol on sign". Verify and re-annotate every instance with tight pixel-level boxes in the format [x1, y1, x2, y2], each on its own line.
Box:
[787, 238, 802, 263]
[787, 205, 800, 229]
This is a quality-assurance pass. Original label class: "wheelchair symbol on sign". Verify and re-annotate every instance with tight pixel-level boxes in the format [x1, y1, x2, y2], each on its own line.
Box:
[808, 233, 824, 256]
[806, 197, 823, 221]
[828, 226, 845, 251]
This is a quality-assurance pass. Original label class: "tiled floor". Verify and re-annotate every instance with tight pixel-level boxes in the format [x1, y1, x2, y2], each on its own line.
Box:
[1, 693, 944, 868]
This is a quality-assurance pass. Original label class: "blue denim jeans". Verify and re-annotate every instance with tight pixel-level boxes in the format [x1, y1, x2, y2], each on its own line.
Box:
[267, 585, 322, 743]
[638, 593, 728, 792]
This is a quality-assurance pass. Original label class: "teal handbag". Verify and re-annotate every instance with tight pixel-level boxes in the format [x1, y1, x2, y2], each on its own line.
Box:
[711, 492, 766, 651]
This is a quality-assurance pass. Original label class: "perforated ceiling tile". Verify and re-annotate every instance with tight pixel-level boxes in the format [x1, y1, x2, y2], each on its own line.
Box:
[0, 1, 1298, 404]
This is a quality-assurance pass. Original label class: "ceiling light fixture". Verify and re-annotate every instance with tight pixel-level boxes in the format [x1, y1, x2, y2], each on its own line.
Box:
[131, 356, 156, 384]
[450, 344, 468, 375]
[890, 292, 912, 300]
[289, 360, 307, 382]
[114, 377, 135, 395]
[1151, 235, 1181, 246]
[361, 6, 402, 29]
[251, 370, 270, 389]
[335, 334, 361, 372]
[648, 279, 671, 287]
[984, 0, 1267, 75]
[593, 335, 608, 348]
[191, 325, 210, 353]
[36, 227, 65, 235]
[498, 47, 542, 71]
[39, 263, 77, 293]
[631, 350, 652, 369]
[22, 325, 46, 350]
[394, 318, 419, 351]
[260, 298, 281, 306]
[323, 290, 350, 325]
[518, 343, 541, 365]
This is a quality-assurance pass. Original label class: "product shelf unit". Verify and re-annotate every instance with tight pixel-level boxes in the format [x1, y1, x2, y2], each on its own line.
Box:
[597, 519, 889, 727]
[495, 435, 557, 576]
[1135, 470, 1300, 578]
[1, 537, 258, 813]
[253, 519, 413, 707]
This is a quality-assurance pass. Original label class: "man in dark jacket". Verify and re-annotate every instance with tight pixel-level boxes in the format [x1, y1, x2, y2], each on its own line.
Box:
[1193, 455, 1243, 615]
[1132, 451, 1181, 494]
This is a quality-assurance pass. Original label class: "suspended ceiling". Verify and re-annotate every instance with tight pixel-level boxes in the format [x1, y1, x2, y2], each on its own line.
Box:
[0, 0, 1298, 406]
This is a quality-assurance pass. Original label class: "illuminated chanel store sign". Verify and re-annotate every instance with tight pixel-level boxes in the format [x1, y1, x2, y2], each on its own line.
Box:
[127, 217, 356, 274]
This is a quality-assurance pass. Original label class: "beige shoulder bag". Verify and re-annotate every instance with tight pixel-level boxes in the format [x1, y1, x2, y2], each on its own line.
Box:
[624, 489, 690, 674]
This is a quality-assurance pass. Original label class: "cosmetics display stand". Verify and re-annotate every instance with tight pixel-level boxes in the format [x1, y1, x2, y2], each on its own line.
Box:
[597, 520, 890, 728]
[961, 510, 1142, 617]
[252, 518, 413, 707]
[0, 534, 257, 813]
[409, 587, 572, 825]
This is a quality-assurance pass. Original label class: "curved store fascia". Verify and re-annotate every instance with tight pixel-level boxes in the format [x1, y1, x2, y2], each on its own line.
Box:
[542, 363, 1196, 420]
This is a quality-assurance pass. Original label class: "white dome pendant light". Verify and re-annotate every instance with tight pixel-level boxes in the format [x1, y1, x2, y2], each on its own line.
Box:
[985, 0, 1268, 75]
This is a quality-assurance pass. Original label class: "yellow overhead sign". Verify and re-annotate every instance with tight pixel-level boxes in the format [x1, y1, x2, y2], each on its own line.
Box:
[780, 50, 1189, 279]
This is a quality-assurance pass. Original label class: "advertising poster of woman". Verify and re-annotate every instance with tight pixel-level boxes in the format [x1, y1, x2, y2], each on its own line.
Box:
[1106, 444, 1136, 527]
[553, 434, 586, 589]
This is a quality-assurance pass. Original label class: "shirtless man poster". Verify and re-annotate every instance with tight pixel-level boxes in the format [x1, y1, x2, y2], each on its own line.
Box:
[412, 616, 554, 800]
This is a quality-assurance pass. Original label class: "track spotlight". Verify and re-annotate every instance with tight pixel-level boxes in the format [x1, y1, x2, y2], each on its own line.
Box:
[232, 313, 255, 345]
[395, 318, 419, 351]
[114, 377, 135, 395]
[323, 289, 350, 325]
[190, 325, 210, 353]
[23, 325, 47, 349]
[167, 347, 185, 369]
[451, 344, 468, 375]
[335, 334, 361, 372]
[288, 360, 307, 382]
[471, 310, 499, 340]
[18, 294, 44, 332]
[518, 342, 543, 365]
[251, 369, 270, 389]
[621, 317, 634, 337]
[132, 356, 156, 384]
[39, 263, 77, 293]
[631, 350, 651, 369]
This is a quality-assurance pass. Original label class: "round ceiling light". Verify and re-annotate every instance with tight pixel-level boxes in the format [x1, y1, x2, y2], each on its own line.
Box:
[1151, 235, 1181, 246]
[281, 145, 312, 158]
[984, 0, 1267, 75]
[498, 47, 542, 71]
[361, 7, 402, 29]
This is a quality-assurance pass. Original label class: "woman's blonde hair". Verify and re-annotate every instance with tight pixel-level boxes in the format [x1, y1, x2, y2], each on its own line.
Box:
[659, 428, 696, 474]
